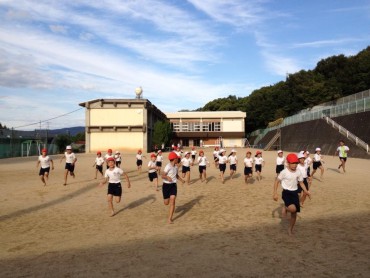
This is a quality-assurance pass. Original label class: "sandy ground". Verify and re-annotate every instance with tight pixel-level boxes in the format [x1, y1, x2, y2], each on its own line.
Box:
[0, 148, 369, 277]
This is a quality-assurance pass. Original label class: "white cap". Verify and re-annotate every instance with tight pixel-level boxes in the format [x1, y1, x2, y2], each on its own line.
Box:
[305, 151, 310, 154]
[66, 145, 72, 150]
[184, 151, 190, 156]
[298, 153, 305, 159]
[115, 150, 120, 154]
[277, 150, 283, 154]
[231, 149, 236, 153]
[219, 149, 226, 153]
[315, 147, 321, 152]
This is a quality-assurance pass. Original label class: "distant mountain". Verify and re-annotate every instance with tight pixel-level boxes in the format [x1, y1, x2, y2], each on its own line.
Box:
[48, 126, 85, 136]
[0, 126, 85, 139]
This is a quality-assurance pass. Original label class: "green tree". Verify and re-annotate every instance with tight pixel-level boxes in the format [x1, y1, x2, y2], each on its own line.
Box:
[55, 134, 71, 153]
[72, 132, 85, 142]
[153, 121, 172, 148]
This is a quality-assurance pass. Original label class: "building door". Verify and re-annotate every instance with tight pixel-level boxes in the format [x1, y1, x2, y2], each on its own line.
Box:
[193, 138, 200, 147]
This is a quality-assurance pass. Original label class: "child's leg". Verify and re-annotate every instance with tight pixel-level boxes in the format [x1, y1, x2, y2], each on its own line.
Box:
[154, 178, 159, 190]
[107, 194, 115, 216]
[44, 172, 49, 181]
[286, 204, 297, 235]
[342, 160, 346, 172]
[204, 170, 207, 183]
[63, 169, 68, 185]
[40, 175, 46, 186]
[168, 195, 176, 224]
[187, 171, 190, 184]
[320, 166, 324, 178]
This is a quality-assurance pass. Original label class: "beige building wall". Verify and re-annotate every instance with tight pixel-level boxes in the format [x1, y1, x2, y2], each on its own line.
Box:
[223, 138, 244, 148]
[90, 132, 144, 152]
[90, 109, 144, 126]
[222, 119, 244, 132]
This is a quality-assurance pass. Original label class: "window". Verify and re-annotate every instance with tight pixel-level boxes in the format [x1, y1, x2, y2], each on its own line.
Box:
[172, 122, 180, 132]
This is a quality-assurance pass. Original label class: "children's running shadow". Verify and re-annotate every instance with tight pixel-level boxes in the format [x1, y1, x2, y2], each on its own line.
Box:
[232, 173, 241, 179]
[327, 167, 341, 173]
[206, 176, 216, 183]
[173, 195, 204, 221]
[115, 194, 156, 216]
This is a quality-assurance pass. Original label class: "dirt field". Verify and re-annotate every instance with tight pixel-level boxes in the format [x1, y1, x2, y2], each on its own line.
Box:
[1, 148, 369, 277]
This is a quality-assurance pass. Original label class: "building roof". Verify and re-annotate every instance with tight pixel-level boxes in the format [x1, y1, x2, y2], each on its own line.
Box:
[165, 111, 246, 119]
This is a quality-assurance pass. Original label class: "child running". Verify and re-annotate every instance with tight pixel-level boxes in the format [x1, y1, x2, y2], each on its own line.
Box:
[297, 152, 311, 207]
[191, 146, 197, 162]
[156, 150, 164, 174]
[304, 151, 312, 177]
[311, 147, 324, 180]
[136, 149, 146, 174]
[161, 152, 184, 224]
[213, 146, 220, 168]
[148, 153, 159, 191]
[36, 148, 54, 186]
[218, 149, 228, 183]
[276, 150, 285, 177]
[181, 151, 193, 185]
[228, 149, 238, 180]
[273, 153, 311, 236]
[99, 157, 131, 216]
[254, 151, 265, 181]
[104, 149, 114, 169]
[243, 151, 253, 184]
[335, 140, 349, 173]
[60, 145, 77, 186]
[93, 151, 104, 179]
[197, 150, 210, 183]
[114, 151, 122, 168]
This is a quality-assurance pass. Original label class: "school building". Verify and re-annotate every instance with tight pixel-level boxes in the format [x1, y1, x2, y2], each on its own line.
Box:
[79, 98, 167, 153]
[79, 95, 247, 153]
[165, 111, 247, 148]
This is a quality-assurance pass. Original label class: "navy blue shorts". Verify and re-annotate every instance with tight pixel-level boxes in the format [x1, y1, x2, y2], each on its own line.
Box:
[199, 165, 206, 173]
[108, 183, 122, 196]
[65, 163, 75, 173]
[282, 189, 300, 213]
[148, 172, 158, 182]
[96, 165, 103, 173]
[156, 161, 162, 167]
[339, 157, 347, 162]
[39, 167, 50, 176]
[182, 166, 190, 173]
[298, 178, 309, 193]
[244, 167, 252, 176]
[230, 164, 237, 171]
[219, 164, 226, 172]
[276, 164, 284, 174]
[313, 161, 322, 170]
[255, 164, 262, 172]
[162, 183, 177, 199]
[136, 160, 143, 166]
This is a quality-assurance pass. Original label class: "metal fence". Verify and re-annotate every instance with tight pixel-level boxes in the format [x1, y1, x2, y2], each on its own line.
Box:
[252, 95, 370, 145]
[0, 139, 59, 159]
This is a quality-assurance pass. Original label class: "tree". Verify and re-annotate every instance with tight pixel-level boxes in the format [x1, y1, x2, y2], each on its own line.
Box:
[152, 121, 172, 148]
[55, 134, 72, 153]
[72, 132, 85, 142]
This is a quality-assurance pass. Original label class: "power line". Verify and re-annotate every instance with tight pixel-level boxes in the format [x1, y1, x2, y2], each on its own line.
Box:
[13, 107, 84, 129]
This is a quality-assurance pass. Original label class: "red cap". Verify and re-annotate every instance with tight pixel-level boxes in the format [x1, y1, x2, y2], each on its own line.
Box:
[108, 149, 112, 153]
[199, 150, 204, 154]
[286, 153, 299, 163]
[168, 152, 179, 160]
[150, 153, 156, 158]
[138, 149, 142, 153]
[42, 148, 47, 153]
[256, 151, 262, 155]
[97, 151, 101, 155]
[106, 157, 115, 162]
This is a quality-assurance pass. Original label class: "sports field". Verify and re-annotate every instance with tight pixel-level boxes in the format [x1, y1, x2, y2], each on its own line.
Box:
[0, 149, 369, 277]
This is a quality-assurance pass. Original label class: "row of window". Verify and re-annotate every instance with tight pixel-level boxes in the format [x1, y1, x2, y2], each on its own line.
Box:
[171, 122, 221, 132]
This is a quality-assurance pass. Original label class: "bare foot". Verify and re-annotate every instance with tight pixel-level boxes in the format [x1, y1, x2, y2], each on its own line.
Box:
[63, 183, 66, 186]
[168, 219, 174, 224]
[288, 228, 294, 236]
[110, 211, 115, 217]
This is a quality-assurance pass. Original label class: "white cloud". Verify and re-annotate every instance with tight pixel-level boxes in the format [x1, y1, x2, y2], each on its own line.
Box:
[49, 25, 68, 34]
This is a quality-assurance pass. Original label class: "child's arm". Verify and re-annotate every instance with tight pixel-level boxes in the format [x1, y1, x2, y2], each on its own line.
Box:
[123, 173, 131, 188]
[162, 170, 172, 182]
[93, 162, 96, 167]
[36, 160, 40, 168]
[50, 159, 54, 170]
[176, 173, 185, 184]
[299, 181, 311, 198]
[99, 177, 109, 187]
[273, 179, 280, 201]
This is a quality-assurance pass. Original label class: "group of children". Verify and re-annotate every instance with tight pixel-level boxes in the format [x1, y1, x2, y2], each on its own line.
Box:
[36, 142, 349, 233]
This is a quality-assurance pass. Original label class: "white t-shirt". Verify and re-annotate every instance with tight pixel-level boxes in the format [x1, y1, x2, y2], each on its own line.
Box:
[254, 157, 264, 165]
[305, 157, 312, 168]
[181, 157, 192, 167]
[229, 155, 237, 165]
[314, 153, 322, 162]
[198, 156, 208, 166]
[244, 157, 253, 167]
[95, 157, 104, 166]
[38, 155, 52, 168]
[337, 146, 349, 158]
[156, 155, 163, 162]
[114, 154, 121, 162]
[218, 155, 228, 164]
[191, 150, 197, 156]
[297, 163, 308, 179]
[104, 167, 124, 183]
[136, 154, 143, 160]
[213, 151, 218, 158]
[163, 163, 178, 184]
[278, 168, 303, 191]
[148, 160, 157, 173]
[65, 152, 76, 163]
[104, 154, 113, 161]
[276, 156, 285, 166]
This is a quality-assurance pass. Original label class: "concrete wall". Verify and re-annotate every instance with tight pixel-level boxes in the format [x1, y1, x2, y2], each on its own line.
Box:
[222, 119, 244, 132]
[90, 132, 144, 153]
[90, 109, 144, 126]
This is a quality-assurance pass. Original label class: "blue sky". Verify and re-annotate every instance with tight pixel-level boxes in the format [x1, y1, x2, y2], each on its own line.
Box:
[0, 0, 369, 130]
